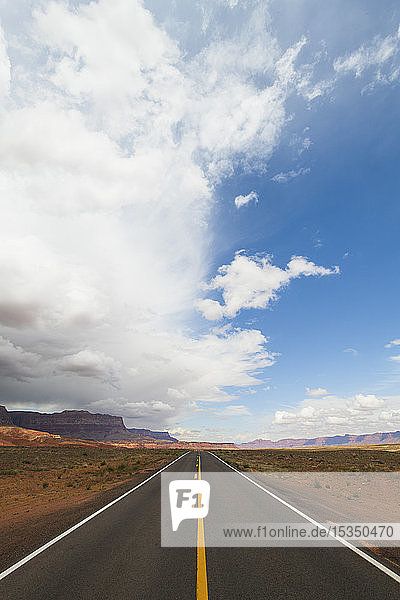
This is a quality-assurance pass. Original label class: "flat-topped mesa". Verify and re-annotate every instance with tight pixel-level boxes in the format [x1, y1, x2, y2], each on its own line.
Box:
[127, 428, 177, 442]
[1, 406, 178, 443]
[9, 409, 129, 441]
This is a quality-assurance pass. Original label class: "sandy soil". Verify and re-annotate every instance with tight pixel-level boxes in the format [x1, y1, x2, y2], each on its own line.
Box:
[0, 446, 185, 571]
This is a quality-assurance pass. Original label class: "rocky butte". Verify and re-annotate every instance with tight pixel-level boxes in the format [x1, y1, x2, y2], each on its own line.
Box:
[0, 406, 177, 443]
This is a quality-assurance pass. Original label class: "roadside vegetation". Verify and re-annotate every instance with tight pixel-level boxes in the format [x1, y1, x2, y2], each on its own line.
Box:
[214, 447, 400, 472]
[0, 446, 185, 526]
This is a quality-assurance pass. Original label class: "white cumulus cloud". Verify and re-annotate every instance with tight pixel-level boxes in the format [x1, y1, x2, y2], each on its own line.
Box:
[271, 392, 398, 438]
[196, 252, 339, 320]
[234, 191, 258, 208]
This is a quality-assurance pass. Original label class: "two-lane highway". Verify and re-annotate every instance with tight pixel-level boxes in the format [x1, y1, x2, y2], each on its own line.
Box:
[201, 452, 400, 599]
[1, 451, 400, 599]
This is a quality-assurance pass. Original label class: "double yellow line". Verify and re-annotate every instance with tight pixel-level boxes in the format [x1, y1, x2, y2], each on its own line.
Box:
[196, 454, 208, 600]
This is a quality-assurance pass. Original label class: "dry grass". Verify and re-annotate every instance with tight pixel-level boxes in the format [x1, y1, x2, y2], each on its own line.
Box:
[0, 446, 185, 526]
[214, 447, 400, 472]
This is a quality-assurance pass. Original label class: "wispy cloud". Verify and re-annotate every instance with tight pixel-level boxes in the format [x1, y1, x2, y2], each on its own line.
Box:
[334, 24, 400, 91]
[344, 348, 358, 355]
[271, 167, 310, 184]
[385, 339, 400, 348]
[306, 387, 328, 397]
[334, 25, 400, 77]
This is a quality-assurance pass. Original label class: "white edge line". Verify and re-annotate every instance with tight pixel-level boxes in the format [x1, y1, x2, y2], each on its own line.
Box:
[208, 451, 400, 584]
[0, 451, 190, 582]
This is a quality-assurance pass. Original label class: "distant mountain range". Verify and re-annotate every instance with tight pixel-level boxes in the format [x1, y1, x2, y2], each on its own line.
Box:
[2, 405, 400, 449]
[238, 431, 400, 449]
[0, 405, 236, 449]
[0, 405, 177, 443]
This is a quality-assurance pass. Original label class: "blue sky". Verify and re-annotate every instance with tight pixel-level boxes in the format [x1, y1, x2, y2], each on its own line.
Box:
[0, 0, 399, 441]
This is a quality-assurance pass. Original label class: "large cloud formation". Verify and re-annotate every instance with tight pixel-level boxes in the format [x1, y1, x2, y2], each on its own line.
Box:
[0, 0, 355, 435]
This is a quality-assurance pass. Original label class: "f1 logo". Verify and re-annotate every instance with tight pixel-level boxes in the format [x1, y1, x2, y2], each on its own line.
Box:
[169, 480, 210, 531]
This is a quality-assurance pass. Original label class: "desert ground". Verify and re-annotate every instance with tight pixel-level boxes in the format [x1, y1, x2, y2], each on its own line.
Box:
[0, 446, 185, 571]
[213, 446, 400, 471]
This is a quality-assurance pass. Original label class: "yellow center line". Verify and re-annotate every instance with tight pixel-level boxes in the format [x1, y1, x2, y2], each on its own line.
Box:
[196, 454, 208, 600]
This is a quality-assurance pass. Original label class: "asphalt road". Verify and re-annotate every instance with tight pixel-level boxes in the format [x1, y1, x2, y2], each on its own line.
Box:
[1, 450, 400, 599]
